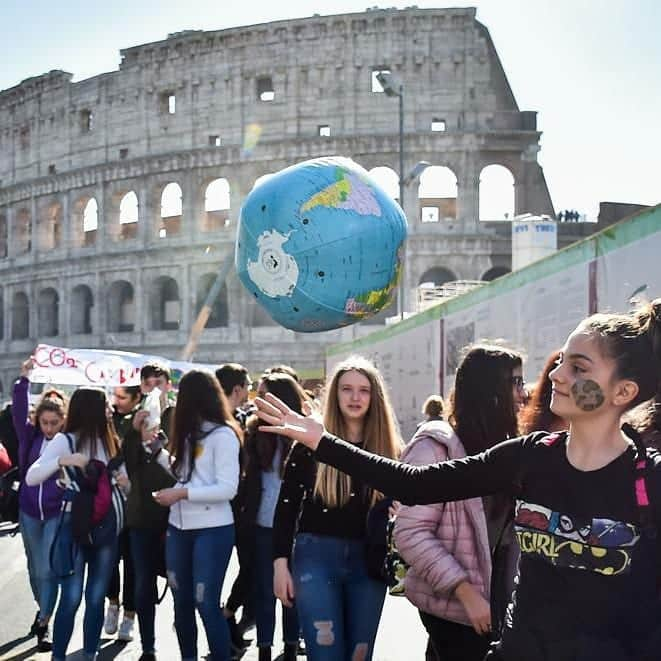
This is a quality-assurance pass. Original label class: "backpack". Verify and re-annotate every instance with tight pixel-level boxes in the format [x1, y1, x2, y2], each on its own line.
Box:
[0, 464, 19, 524]
[383, 514, 409, 596]
[0, 441, 12, 474]
[50, 434, 126, 576]
[365, 497, 409, 596]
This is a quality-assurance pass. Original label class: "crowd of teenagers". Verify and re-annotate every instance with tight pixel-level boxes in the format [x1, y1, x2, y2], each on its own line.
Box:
[1, 298, 661, 661]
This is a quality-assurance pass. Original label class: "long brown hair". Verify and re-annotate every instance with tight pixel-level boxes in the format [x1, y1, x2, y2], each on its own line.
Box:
[246, 372, 306, 476]
[170, 370, 240, 482]
[315, 356, 402, 508]
[519, 350, 566, 434]
[448, 344, 522, 454]
[64, 388, 119, 458]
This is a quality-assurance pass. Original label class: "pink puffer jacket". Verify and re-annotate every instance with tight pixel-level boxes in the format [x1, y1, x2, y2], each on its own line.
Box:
[393, 419, 491, 626]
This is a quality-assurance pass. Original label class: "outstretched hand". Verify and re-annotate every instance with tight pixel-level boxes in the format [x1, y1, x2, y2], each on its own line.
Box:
[255, 393, 325, 451]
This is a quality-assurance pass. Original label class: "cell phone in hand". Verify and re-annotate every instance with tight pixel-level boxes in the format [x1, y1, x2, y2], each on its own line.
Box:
[144, 431, 165, 455]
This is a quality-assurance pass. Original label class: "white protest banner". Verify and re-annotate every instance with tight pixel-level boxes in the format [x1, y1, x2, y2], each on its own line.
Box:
[30, 344, 217, 387]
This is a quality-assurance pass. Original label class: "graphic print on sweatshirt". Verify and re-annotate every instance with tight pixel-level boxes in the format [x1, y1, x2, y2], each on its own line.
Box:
[514, 500, 640, 576]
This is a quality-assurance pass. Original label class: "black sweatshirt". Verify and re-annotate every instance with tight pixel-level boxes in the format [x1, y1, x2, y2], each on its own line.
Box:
[315, 431, 661, 661]
[273, 442, 372, 561]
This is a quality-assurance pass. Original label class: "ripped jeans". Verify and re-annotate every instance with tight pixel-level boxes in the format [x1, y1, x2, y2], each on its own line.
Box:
[166, 524, 234, 661]
[292, 533, 386, 661]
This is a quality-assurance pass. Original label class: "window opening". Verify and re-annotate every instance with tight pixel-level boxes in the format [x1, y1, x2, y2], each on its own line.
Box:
[371, 69, 391, 93]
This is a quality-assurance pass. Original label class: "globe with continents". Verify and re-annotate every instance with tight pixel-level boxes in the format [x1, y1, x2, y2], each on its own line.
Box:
[235, 157, 408, 332]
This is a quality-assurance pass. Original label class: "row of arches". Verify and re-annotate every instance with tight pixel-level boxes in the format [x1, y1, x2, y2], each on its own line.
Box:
[368, 164, 515, 222]
[2, 274, 231, 340]
[0, 263, 509, 342]
[0, 178, 231, 257]
[418, 265, 510, 287]
[0, 163, 518, 259]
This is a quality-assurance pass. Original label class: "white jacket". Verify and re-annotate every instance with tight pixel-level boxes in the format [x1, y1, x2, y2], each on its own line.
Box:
[26, 432, 115, 485]
[168, 422, 240, 530]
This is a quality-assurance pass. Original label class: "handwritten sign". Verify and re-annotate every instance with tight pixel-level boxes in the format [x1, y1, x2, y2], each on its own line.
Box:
[30, 344, 216, 387]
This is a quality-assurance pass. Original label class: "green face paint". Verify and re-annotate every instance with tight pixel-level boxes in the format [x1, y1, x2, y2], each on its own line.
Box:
[570, 379, 605, 411]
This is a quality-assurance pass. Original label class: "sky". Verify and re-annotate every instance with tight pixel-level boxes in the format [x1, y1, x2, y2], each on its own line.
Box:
[2, 0, 660, 219]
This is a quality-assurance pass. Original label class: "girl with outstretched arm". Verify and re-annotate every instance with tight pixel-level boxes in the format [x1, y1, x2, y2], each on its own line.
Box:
[256, 301, 661, 661]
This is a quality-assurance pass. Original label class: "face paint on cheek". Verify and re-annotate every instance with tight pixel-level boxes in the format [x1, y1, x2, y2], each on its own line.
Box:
[570, 379, 606, 411]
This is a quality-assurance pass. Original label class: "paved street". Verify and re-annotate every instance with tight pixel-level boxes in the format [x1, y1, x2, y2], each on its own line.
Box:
[0, 522, 427, 660]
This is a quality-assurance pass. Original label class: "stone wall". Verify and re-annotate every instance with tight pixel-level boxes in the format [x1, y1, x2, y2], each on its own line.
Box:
[0, 7, 563, 393]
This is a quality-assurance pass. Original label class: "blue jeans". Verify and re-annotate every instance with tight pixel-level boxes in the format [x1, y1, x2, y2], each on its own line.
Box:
[292, 533, 386, 661]
[254, 525, 299, 647]
[51, 513, 118, 660]
[130, 527, 163, 654]
[19, 510, 60, 621]
[166, 524, 234, 661]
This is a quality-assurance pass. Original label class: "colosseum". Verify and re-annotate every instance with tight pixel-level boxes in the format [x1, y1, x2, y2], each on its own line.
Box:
[0, 6, 604, 391]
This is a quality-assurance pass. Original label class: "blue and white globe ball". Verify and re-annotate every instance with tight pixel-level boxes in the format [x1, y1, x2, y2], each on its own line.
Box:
[235, 157, 408, 332]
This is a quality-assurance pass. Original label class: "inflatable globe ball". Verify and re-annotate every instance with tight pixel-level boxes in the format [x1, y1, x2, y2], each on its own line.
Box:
[235, 157, 408, 333]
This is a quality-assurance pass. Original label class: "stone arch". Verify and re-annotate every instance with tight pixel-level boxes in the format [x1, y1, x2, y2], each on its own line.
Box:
[195, 273, 229, 328]
[11, 291, 29, 339]
[418, 267, 457, 287]
[72, 196, 98, 247]
[202, 178, 230, 231]
[14, 207, 31, 254]
[0, 215, 7, 258]
[481, 266, 510, 281]
[159, 182, 183, 238]
[248, 295, 277, 327]
[38, 200, 63, 251]
[368, 166, 399, 200]
[150, 276, 180, 330]
[107, 281, 135, 332]
[38, 287, 59, 337]
[418, 166, 458, 222]
[118, 191, 139, 240]
[479, 164, 515, 221]
[70, 284, 94, 334]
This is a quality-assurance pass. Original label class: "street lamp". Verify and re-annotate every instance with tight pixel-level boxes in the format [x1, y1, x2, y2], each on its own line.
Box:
[375, 71, 406, 319]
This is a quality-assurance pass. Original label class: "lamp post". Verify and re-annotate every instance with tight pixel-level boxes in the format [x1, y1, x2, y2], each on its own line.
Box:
[376, 71, 406, 319]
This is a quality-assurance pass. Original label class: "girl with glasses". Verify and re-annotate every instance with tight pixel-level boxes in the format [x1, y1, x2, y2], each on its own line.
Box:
[395, 345, 523, 660]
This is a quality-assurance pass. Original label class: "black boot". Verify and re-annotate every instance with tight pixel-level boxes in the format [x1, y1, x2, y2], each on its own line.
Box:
[258, 647, 272, 661]
[283, 642, 297, 661]
[227, 614, 250, 652]
[29, 610, 40, 635]
[237, 609, 256, 635]
[36, 623, 53, 652]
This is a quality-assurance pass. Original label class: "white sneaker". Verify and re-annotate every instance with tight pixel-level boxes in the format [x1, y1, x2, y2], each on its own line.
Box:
[118, 616, 134, 642]
[104, 604, 119, 635]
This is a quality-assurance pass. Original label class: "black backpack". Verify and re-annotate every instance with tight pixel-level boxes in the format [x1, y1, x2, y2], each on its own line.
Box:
[0, 466, 20, 524]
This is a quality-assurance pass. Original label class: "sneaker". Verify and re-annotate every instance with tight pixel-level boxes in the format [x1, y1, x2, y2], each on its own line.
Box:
[104, 604, 119, 635]
[36, 624, 53, 652]
[118, 616, 135, 641]
[138, 654, 156, 661]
